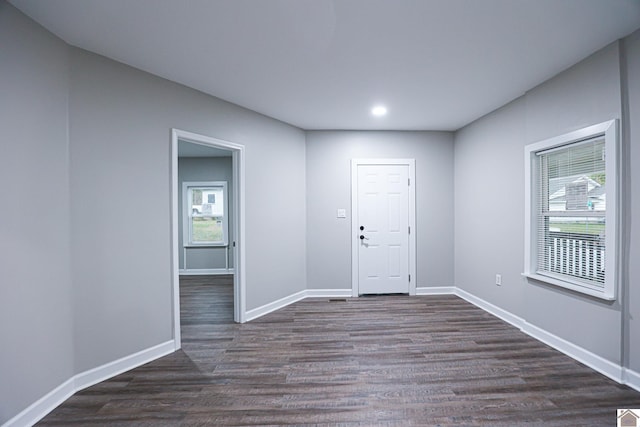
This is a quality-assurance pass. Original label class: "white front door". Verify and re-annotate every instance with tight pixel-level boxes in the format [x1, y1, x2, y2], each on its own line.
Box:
[356, 163, 410, 295]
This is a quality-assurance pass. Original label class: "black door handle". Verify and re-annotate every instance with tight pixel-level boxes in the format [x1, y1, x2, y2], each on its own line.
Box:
[360, 225, 364, 231]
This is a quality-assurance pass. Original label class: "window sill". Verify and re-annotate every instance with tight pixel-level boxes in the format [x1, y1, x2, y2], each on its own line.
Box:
[521, 272, 615, 301]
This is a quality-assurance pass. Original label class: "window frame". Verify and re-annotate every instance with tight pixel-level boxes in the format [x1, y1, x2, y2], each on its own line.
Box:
[523, 120, 618, 300]
[182, 181, 229, 247]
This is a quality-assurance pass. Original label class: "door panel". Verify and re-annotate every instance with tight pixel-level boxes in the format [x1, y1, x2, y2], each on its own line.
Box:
[357, 164, 409, 294]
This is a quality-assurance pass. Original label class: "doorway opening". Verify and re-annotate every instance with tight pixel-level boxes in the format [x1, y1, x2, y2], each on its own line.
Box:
[171, 129, 246, 351]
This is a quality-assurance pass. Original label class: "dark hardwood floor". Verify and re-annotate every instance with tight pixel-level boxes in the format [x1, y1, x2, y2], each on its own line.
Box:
[38, 276, 640, 426]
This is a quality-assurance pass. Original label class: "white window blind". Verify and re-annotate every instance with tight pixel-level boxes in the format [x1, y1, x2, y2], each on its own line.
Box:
[523, 120, 618, 300]
[535, 137, 606, 288]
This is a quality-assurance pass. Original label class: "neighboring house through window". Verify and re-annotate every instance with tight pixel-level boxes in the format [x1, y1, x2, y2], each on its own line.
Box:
[524, 120, 618, 300]
[183, 181, 228, 246]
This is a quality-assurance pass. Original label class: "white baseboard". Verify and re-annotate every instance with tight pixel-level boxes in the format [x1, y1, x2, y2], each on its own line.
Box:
[245, 286, 632, 391]
[305, 289, 352, 298]
[454, 288, 525, 329]
[245, 289, 307, 322]
[415, 286, 455, 295]
[623, 367, 640, 392]
[74, 340, 175, 391]
[3, 340, 175, 427]
[245, 289, 355, 321]
[452, 288, 630, 387]
[520, 321, 623, 383]
[3, 377, 75, 427]
[8, 285, 636, 427]
[179, 268, 234, 276]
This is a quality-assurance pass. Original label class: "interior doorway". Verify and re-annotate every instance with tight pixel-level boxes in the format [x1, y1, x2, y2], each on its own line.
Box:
[171, 129, 246, 351]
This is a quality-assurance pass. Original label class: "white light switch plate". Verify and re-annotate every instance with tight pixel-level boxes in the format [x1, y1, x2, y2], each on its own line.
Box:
[337, 209, 346, 218]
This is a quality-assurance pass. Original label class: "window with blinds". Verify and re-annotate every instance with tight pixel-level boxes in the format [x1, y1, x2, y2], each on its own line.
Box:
[524, 120, 618, 300]
[536, 137, 606, 287]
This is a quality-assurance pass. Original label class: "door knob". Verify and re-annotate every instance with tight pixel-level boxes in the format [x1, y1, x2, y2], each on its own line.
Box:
[360, 225, 364, 231]
[359, 235, 365, 240]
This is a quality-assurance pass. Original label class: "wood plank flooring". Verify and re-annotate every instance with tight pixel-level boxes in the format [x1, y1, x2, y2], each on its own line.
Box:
[38, 276, 640, 426]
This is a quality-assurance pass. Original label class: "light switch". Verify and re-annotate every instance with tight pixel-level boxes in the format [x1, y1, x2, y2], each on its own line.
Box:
[337, 209, 346, 218]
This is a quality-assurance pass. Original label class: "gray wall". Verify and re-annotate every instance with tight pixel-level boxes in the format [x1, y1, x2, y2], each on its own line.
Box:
[454, 41, 627, 365]
[454, 97, 526, 316]
[0, 5, 307, 420]
[178, 156, 234, 270]
[0, 3, 74, 424]
[69, 48, 307, 372]
[2, 2, 639, 423]
[305, 131, 454, 290]
[625, 29, 640, 374]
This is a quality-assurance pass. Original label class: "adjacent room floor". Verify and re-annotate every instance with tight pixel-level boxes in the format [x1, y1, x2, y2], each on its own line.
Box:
[38, 275, 640, 426]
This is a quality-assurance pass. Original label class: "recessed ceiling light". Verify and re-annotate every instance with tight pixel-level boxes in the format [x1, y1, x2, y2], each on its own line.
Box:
[371, 105, 387, 117]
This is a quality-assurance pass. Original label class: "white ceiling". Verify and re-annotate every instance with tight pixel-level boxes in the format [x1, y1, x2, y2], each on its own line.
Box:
[10, 0, 640, 131]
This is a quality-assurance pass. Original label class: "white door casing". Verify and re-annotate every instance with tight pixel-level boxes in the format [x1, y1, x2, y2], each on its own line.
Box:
[351, 159, 416, 296]
[171, 129, 247, 352]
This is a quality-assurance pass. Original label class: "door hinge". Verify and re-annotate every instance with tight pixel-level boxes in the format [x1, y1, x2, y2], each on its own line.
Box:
[408, 226, 410, 234]
[409, 274, 411, 282]
[408, 178, 410, 186]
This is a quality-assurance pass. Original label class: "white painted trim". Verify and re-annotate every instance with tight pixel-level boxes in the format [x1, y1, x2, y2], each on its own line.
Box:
[523, 142, 534, 287]
[3, 340, 174, 427]
[351, 158, 417, 297]
[171, 133, 181, 350]
[523, 119, 619, 301]
[415, 286, 456, 295]
[171, 128, 247, 341]
[179, 268, 234, 276]
[10, 282, 635, 427]
[408, 160, 416, 297]
[245, 285, 626, 391]
[305, 289, 353, 298]
[233, 147, 246, 323]
[235, 285, 636, 392]
[454, 288, 525, 329]
[623, 368, 640, 393]
[351, 161, 359, 298]
[525, 120, 617, 154]
[245, 290, 307, 322]
[452, 287, 629, 387]
[2, 378, 75, 427]
[73, 341, 175, 391]
[521, 321, 623, 383]
[244, 289, 354, 322]
[522, 272, 616, 301]
[182, 180, 229, 247]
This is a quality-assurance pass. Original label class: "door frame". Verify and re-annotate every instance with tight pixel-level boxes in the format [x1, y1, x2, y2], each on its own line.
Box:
[351, 159, 417, 297]
[171, 129, 247, 351]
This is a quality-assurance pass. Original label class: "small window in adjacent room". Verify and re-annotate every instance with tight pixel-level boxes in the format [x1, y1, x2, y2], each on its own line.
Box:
[183, 181, 228, 246]
[523, 120, 618, 300]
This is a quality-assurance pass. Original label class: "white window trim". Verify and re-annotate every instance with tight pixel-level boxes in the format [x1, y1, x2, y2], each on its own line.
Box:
[523, 120, 619, 300]
[182, 181, 229, 247]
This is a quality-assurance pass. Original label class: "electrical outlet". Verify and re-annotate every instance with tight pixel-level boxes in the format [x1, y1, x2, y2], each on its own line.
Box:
[495, 274, 502, 286]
